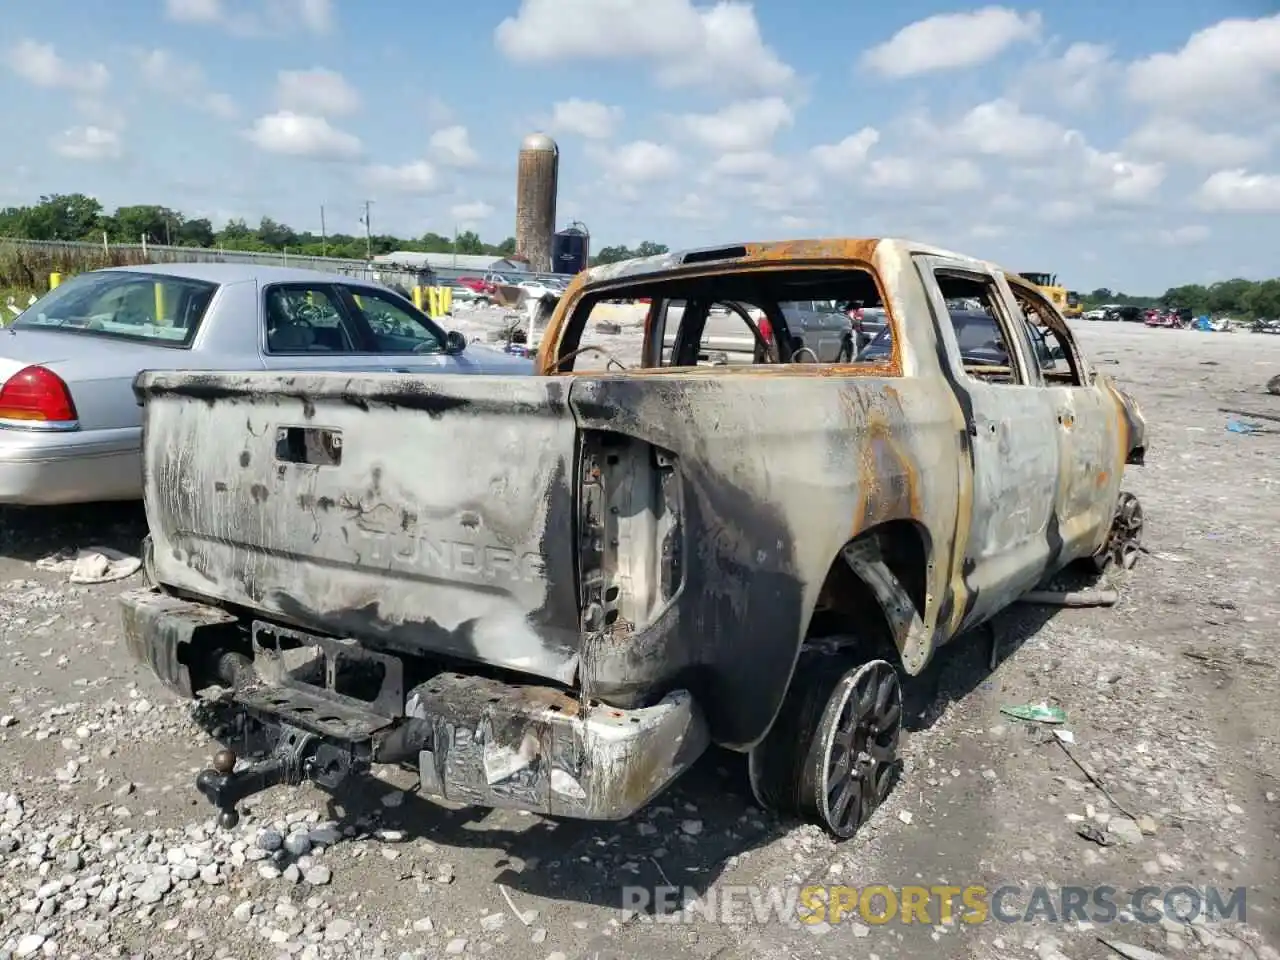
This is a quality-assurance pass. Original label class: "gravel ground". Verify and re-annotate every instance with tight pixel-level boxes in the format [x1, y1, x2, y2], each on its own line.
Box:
[0, 320, 1277, 960]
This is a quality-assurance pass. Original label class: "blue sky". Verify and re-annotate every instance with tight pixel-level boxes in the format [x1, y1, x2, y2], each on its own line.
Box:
[1, 0, 1278, 293]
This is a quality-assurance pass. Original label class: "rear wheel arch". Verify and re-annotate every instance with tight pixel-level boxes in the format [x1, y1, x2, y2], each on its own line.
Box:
[751, 519, 934, 747]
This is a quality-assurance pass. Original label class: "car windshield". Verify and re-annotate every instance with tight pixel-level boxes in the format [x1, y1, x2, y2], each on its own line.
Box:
[13, 270, 217, 347]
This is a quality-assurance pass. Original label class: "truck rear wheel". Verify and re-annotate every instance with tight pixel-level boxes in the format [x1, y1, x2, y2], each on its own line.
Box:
[748, 649, 903, 839]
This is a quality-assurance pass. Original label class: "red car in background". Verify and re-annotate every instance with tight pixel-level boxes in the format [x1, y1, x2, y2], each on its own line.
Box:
[456, 276, 497, 295]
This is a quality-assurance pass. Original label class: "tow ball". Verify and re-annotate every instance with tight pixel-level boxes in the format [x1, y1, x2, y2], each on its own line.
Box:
[195, 726, 356, 829]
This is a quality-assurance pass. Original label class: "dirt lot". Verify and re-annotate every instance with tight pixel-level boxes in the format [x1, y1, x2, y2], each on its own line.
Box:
[0, 320, 1277, 960]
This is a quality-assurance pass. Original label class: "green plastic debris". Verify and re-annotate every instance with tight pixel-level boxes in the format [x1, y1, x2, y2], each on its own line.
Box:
[1000, 703, 1067, 724]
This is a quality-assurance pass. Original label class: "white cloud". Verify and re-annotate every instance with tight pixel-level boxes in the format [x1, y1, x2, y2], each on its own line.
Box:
[861, 7, 1041, 78]
[51, 126, 122, 161]
[592, 140, 681, 183]
[276, 68, 360, 117]
[293, 0, 335, 33]
[709, 151, 777, 177]
[948, 99, 1071, 160]
[1127, 14, 1280, 116]
[10, 39, 109, 94]
[550, 99, 622, 140]
[1126, 117, 1268, 168]
[1041, 199, 1091, 224]
[677, 97, 793, 153]
[365, 161, 439, 194]
[1197, 169, 1280, 213]
[246, 112, 362, 160]
[866, 156, 984, 194]
[450, 201, 496, 224]
[429, 126, 479, 167]
[1027, 42, 1117, 111]
[811, 128, 880, 176]
[203, 93, 238, 120]
[665, 191, 722, 222]
[1074, 140, 1165, 203]
[740, 170, 821, 213]
[494, 0, 794, 94]
[165, 0, 222, 23]
[1156, 225, 1210, 246]
[138, 49, 237, 119]
[165, 0, 333, 35]
[916, 100, 1165, 205]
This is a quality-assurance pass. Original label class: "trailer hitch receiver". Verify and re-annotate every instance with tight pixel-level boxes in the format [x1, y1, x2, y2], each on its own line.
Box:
[196, 725, 358, 828]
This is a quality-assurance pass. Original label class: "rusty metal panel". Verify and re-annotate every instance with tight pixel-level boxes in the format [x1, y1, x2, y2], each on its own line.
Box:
[134, 370, 583, 685]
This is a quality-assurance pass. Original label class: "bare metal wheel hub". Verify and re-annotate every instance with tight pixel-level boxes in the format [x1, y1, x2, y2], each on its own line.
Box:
[1093, 491, 1144, 573]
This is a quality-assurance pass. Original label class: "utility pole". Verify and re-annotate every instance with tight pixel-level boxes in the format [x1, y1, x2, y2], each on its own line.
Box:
[320, 205, 327, 257]
[361, 200, 373, 260]
[452, 224, 458, 268]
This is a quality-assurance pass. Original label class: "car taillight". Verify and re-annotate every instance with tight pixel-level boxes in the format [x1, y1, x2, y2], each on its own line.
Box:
[757, 314, 773, 342]
[0, 365, 78, 424]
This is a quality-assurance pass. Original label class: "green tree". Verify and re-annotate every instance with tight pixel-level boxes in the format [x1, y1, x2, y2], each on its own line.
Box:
[256, 216, 298, 249]
[110, 205, 184, 244]
[1, 194, 104, 241]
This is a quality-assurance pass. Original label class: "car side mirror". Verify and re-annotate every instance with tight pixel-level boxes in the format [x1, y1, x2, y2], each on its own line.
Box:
[444, 330, 467, 355]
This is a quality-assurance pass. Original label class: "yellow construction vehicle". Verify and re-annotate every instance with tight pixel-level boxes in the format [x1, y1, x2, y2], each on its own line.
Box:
[1017, 273, 1079, 317]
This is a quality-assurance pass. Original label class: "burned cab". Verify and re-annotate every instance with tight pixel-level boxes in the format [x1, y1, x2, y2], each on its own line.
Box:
[121, 238, 1146, 838]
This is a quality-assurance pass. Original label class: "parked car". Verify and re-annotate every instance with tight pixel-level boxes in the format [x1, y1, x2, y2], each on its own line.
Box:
[0, 263, 532, 506]
[517, 280, 561, 300]
[1105, 305, 1144, 323]
[660, 298, 855, 363]
[455, 276, 496, 295]
[123, 237, 1146, 840]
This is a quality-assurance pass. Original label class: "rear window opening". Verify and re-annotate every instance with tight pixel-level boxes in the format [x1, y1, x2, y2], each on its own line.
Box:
[13, 270, 217, 348]
[555, 266, 891, 373]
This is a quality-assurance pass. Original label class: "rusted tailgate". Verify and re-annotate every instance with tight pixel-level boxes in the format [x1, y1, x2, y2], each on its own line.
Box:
[132, 370, 583, 684]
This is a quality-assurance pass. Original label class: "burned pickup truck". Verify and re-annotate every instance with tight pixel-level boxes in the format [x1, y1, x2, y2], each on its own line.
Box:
[120, 238, 1147, 839]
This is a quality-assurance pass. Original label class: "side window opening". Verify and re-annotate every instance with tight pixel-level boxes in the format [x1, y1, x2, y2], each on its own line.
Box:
[264, 286, 358, 353]
[1010, 288, 1087, 386]
[931, 272, 1026, 385]
[344, 286, 444, 355]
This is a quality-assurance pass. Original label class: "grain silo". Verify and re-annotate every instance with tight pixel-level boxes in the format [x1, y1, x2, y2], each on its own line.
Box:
[515, 133, 559, 273]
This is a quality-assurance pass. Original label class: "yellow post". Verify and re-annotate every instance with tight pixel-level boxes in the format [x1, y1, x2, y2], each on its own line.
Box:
[154, 282, 167, 325]
[427, 287, 439, 318]
[440, 286, 452, 314]
[412, 286, 425, 311]
[49, 273, 62, 289]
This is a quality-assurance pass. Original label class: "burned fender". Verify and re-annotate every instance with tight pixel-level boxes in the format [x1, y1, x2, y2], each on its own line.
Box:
[1116, 388, 1147, 465]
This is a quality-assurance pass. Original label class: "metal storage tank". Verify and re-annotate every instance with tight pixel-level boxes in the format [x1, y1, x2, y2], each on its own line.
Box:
[552, 222, 590, 276]
[515, 133, 559, 274]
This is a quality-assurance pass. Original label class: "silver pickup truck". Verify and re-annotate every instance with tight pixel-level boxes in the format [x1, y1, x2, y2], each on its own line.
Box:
[120, 237, 1147, 839]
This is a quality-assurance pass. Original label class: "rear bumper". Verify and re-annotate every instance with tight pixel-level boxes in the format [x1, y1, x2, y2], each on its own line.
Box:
[118, 588, 709, 820]
[0, 428, 141, 505]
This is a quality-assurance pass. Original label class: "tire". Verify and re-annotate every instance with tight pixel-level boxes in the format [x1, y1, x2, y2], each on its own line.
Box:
[748, 648, 903, 839]
[1267, 373, 1280, 396]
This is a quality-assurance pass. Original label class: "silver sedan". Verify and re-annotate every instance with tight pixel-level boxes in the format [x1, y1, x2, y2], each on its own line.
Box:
[0, 262, 533, 506]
